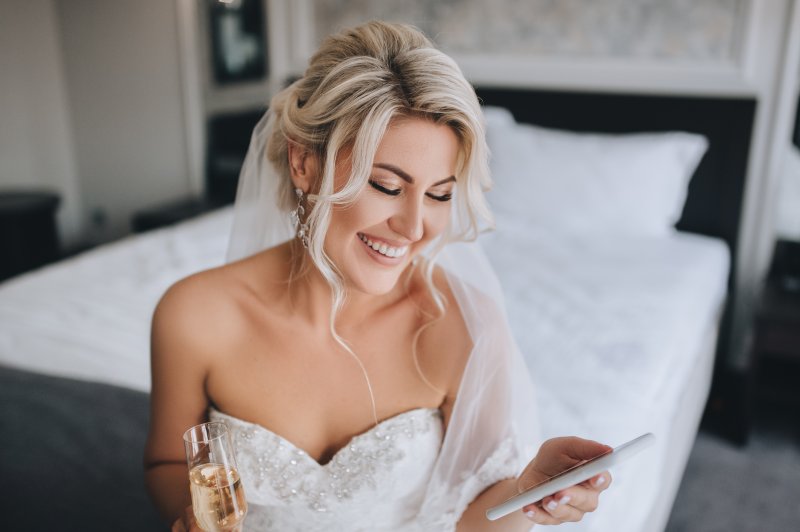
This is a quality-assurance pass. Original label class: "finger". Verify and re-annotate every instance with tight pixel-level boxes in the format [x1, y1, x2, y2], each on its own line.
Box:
[549, 485, 599, 514]
[519, 471, 607, 514]
[540, 494, 584, 523]
[581, 471, 613, 492]
[522, 504, 561, 525]
[171, 519, 186, 532]
[184, 506, 201, 532]
[557, 437, 613, 461]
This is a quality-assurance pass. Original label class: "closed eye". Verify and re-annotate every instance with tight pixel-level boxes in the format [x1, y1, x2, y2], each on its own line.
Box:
[426, 192, 452, 202]
[369, 180, 401, 196]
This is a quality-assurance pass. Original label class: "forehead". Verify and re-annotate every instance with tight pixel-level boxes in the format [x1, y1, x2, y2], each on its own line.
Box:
[373, 117, 460, 178]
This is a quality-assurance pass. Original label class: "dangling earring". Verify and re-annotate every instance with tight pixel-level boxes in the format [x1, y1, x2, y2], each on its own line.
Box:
[291, 187, 309, 248]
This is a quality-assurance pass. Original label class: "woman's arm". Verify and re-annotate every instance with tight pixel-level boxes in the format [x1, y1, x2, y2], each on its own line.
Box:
[457, 437, 613, 531]
[144, 462, 193, 523]
[143, 277, 219, 526]
[420, 269, 612, 530]
[457, 478, 535, 531]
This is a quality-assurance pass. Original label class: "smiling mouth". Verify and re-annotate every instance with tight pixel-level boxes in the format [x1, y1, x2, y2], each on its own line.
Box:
[358, 233, 409, 258]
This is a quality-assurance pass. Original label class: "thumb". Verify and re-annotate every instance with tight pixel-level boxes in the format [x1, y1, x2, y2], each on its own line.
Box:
[557, 437, 612, 460]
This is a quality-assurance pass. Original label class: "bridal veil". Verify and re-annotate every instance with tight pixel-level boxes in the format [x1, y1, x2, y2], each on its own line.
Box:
[225, 105, 540, 528]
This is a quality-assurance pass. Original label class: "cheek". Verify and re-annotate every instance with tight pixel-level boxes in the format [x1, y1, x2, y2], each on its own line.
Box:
[329, 197, 385, 237]
[425, 205, 452, 237]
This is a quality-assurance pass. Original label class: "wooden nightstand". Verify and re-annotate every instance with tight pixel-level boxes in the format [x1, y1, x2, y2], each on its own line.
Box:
[0, 190, 60, 282]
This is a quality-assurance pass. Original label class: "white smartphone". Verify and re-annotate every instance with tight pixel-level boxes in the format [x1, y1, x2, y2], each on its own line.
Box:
[486, 432, 655, 521]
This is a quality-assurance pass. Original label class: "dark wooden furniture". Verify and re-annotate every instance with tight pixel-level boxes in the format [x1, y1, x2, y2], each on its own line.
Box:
[0, 190, 61, 281]
[752, 240, 800, 419]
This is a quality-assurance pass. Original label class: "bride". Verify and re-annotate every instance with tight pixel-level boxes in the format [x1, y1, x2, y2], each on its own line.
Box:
[144, 21, 612, 531]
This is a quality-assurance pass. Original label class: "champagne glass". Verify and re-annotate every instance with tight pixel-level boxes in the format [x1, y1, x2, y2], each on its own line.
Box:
[183, 422, 247, 531]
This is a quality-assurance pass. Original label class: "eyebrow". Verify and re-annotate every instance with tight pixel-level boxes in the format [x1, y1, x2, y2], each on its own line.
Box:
[373, 163, 456, 186]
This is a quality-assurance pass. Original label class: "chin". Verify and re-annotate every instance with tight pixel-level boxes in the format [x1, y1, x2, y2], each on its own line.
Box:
[348, 271, 404, 296]
[337, 236, 417, 296]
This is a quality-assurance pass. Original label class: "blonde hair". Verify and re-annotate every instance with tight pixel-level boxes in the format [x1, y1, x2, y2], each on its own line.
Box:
[265, 21, 494, 417]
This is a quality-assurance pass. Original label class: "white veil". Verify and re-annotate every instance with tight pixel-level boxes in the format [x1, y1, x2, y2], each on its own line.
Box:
[225, 109, 541, 529]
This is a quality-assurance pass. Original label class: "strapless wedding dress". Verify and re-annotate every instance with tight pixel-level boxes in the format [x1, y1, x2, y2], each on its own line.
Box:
[209, 406, 448, 531]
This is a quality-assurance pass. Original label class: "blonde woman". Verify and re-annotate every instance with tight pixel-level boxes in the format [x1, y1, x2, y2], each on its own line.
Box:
[144, 21, 612, 531]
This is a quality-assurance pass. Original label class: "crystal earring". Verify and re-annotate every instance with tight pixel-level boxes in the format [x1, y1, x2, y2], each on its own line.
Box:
[291, 187, 309, 248]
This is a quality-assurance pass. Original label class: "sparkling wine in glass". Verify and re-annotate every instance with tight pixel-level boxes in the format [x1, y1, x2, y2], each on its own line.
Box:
[183, 422, 247, 531]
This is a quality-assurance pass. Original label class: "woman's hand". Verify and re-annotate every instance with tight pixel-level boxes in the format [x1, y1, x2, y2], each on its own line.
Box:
[516, 436, 613, 526]
[171, 506, 244, 532]
[172, 506, 202, 532]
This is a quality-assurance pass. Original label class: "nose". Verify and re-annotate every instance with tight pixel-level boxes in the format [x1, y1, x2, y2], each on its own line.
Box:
[389, 196, 424, 242]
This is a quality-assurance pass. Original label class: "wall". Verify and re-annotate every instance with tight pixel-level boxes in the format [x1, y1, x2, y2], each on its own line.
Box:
[313, 0, 744, 61]
[56, 0, 191, 243]
[0, 0, 83, 247]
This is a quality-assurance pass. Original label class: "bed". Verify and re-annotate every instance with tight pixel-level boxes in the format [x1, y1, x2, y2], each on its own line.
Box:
[0, 87, 755, 531]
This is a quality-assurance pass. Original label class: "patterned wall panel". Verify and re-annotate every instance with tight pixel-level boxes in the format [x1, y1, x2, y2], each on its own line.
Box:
[313, 0, 745, 62]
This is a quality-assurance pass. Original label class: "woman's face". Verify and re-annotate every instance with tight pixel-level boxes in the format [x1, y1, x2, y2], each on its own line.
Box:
[325, 117, 459, 295]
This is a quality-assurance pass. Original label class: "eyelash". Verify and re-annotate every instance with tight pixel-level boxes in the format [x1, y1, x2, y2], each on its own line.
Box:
[368, 180, 452, 202]
[369, 180, 401, 196]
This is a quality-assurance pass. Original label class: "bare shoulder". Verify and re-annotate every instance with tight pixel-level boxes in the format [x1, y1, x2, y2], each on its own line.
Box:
[152, 266, 246, 363]
[145, 249, 285, 468]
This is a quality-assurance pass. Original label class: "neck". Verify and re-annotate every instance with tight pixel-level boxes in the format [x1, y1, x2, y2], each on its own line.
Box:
[285, 241, 409, 334]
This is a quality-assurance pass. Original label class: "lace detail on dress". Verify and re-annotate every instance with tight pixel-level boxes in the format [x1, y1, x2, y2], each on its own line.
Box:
[418, 435, 520, 532]
[209, 407, 444, 530]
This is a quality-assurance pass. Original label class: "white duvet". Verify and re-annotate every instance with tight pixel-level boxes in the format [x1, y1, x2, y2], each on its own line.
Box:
[484, 220, 729, 422]
[0, 208, 232, 391]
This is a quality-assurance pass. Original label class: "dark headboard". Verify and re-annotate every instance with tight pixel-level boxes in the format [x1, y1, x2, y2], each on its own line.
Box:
[474, 87, 756, 286]
[475, 86, 757, 375]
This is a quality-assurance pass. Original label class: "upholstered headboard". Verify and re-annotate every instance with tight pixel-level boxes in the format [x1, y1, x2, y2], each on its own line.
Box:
[474, 86, 756, 381]
[474, 87, 755, 271]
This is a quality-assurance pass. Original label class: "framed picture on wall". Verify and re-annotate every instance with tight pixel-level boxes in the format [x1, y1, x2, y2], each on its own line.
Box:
[208, 0, 268, 85]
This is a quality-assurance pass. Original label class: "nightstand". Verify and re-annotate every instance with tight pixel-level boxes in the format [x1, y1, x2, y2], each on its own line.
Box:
[751, 240, 800, 419]
[0, 190, 60, 282]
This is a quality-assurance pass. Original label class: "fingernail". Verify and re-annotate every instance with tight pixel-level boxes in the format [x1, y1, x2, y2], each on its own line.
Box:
[559, 495, 571, 505]
[594, 475, 606, 487]
[525, 510, 536, 520]
[546, 500, 558, 511]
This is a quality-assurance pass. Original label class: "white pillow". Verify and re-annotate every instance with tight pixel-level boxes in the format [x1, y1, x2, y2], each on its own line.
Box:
[483, 106, 709, 237]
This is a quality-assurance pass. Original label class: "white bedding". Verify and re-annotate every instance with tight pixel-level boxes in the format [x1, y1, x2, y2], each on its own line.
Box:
[484, 220, 729, 420]
[0, 203, 729, 532]
[0, 208, 232, 391]
[482, 219, 729, 531]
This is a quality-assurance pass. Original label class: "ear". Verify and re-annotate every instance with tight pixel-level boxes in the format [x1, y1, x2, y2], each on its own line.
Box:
[287, 141, 317, 193]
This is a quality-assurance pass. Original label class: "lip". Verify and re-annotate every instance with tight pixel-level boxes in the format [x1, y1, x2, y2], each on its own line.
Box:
[357, 233, 408, 265]
[357, 232, 410, 248]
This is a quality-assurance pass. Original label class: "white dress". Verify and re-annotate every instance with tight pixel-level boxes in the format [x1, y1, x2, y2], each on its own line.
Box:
[210, 406, 451, 531]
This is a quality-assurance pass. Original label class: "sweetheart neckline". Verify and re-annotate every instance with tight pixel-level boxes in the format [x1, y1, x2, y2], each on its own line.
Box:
[209, 406, 441, 467]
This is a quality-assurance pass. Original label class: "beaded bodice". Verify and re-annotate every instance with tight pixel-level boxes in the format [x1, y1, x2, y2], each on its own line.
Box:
[209, 406, 444, 531]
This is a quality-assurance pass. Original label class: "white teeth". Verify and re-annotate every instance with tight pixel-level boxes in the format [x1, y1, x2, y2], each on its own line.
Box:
[359, 233, 407, 258]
